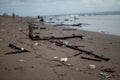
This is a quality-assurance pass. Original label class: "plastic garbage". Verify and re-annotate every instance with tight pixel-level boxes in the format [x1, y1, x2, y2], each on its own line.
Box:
[21, 47, 25, 51]
[100, 72, 112, 79]
[34, 43, 39, 46]
[19, 59, 25, 62]
[53, 56, 58, 59]
[60, 58, 68, 62]
[89, 64, 96, 69]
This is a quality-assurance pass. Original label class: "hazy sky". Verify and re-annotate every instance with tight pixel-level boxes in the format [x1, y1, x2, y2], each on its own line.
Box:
[0, 0, 120, 16]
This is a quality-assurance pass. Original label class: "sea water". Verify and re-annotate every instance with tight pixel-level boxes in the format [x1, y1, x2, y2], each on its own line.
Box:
[77, 15, 120, 36]
[46, 15, 120, 36]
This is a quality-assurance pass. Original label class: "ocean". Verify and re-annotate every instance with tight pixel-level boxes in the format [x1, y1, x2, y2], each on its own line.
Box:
[45, 14, 120, 36]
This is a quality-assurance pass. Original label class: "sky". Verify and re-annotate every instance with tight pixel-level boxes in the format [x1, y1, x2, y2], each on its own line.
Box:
[0, 0, 120, 16]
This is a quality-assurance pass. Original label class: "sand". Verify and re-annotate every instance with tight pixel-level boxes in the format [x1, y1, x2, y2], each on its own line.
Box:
[0, 16, 120, 80]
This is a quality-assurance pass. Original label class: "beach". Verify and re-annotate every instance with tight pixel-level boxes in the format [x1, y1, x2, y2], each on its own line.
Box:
[0, 16, 120, 80]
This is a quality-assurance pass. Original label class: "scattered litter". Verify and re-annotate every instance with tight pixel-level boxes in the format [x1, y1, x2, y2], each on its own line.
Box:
[57, 40, 68, 47]
[89, 64, 96, 69]
[21, 47, 25, 51]
[34, 42, 39, 46]
[53, 56, 58, 59]
[60, 58, 68, 62]
[19, 59, 25, 62]
[99, 72, 112, 79]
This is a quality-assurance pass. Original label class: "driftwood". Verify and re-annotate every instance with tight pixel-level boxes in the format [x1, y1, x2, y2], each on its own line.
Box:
[29, 35, 84, 40]
[6, 44, 29, 55]
[9, 44, 23, 51]
[81, 56, 102, 62]
[49, 40, 110, 61]
[6, 50, 29, 55]
[74, 52, 82, 56]
[28, 24, 84, 40]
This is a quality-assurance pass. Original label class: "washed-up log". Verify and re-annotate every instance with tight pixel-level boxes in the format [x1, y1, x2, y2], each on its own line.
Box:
[28, 24, 84, 40]
[6, 44, 29, 55]
[81, 56, 102, 62]
[5, 50, 29, 55]
[89, 53, 110, 61]
[74, 52, 82, 56]
[66, 44, 110, 61]
[9, 44, 23, 51]
[29, 35, 84, 40]
[49, 40, 110, 61]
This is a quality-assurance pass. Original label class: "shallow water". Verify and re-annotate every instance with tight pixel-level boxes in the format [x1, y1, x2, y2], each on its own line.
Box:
[77, 15, 120, 36]
[46, 15, 120, 36]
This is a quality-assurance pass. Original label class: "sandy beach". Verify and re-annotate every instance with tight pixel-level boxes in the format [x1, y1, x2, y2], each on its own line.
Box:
[0, 16, 120, 80]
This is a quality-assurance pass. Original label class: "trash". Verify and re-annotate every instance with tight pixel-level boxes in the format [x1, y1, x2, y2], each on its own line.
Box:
[19, 59, 25, 62]
[99, 72, 112, 79]
[60, 58, 68, 62]
[81, 56, 101, 62]
[53, 56, 58, 59]
[34, 42, 39, 46]
[21, 47, 25, 51]
[89, 64, 96, 69]
[59, 40, 68, 45]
